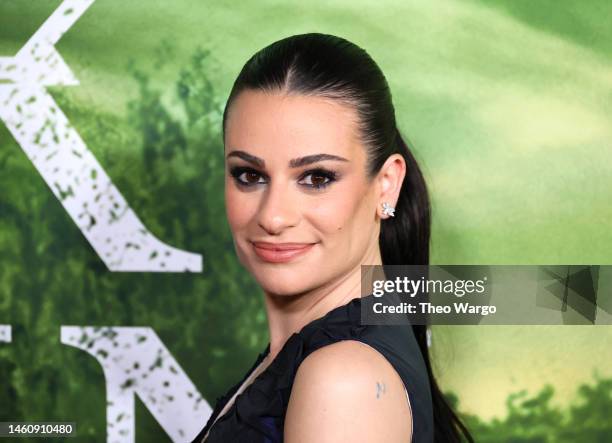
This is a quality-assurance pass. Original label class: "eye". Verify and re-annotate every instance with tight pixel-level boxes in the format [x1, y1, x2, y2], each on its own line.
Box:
[229, 166, 339, 190]
[229, 166, 267, 187]
[298, 168, 338, 190]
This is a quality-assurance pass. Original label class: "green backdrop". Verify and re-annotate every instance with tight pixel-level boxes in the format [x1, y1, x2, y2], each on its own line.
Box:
[1, 0, 611, 441]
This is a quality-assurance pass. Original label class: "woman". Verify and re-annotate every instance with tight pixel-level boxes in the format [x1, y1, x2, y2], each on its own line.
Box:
[192, 33, 473, 442]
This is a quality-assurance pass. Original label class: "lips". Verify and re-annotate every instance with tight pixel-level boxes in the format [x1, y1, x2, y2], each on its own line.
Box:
[251, 241, 316, 263]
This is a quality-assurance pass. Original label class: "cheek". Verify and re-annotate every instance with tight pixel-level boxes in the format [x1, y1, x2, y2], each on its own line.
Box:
[310, 184, 369, 235]
[225, 182, 253, 229]
[314, 201, 352, 232]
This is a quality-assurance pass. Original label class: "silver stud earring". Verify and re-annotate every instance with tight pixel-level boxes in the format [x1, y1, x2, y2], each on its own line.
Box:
[381, 202, 395, 217]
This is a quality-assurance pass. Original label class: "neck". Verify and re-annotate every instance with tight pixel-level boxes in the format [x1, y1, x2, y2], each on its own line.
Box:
[262, 243, 383, 361]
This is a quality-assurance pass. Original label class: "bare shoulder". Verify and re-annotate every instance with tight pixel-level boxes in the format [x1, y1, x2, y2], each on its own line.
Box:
[284, 340, 412, 443]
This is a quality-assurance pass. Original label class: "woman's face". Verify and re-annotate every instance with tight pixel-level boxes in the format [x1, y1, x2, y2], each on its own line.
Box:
[224, 90, 384, 297]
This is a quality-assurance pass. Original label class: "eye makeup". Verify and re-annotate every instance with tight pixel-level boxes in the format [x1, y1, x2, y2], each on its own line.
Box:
[228, 165, 340, 191]
[298, 168, 339, 190]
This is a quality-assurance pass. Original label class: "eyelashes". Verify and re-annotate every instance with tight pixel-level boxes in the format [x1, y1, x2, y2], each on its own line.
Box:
[229, 166, 339, 191]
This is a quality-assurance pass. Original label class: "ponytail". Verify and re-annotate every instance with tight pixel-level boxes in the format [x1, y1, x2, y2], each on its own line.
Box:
[380, 128, 474, 443]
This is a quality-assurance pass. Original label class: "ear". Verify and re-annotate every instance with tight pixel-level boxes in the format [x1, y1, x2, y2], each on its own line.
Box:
[376, 154, 406, 219]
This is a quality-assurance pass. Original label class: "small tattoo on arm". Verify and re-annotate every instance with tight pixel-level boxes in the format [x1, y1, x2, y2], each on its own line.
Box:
[376, 381, 386, 399]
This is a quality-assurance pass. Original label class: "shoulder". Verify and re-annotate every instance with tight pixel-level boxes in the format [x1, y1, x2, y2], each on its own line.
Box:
[284, 340, 412, 443]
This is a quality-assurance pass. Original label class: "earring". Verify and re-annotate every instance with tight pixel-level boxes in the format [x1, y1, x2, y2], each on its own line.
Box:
[381, 202, 395, 218]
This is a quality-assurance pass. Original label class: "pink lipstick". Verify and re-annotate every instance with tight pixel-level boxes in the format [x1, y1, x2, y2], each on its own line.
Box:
[251, 242, 316, 263]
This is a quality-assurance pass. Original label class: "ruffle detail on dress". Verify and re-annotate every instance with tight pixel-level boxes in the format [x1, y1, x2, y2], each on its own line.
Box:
[202, 296, 371, 443]
[195, 347, 270, 442]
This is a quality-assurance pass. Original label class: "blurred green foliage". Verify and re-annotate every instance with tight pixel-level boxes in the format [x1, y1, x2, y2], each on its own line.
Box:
[451, 373, 612, 442]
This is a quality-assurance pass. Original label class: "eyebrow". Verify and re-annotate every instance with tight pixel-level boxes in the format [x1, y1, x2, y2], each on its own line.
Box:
[226, 150, 349, 168]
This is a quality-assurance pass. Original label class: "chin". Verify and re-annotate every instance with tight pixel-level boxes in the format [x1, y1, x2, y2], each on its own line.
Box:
[252, 268, 312, 297]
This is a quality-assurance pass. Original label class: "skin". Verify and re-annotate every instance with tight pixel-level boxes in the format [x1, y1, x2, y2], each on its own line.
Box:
[224, 89, 411, 442]
[285, 340, 412, 442]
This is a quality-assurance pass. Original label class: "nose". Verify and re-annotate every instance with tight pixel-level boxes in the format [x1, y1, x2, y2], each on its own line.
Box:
[257, 179, 300, 235]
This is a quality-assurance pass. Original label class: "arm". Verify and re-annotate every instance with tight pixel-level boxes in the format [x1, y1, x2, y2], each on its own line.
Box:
[284, 340, 413, 443]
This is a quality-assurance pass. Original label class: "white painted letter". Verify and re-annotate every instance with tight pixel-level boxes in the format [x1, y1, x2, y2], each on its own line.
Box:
[61, 326, 211, 442]
[0, 0, 202, 272]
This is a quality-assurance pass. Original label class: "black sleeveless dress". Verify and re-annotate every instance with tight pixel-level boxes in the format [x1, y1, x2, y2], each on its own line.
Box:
[191, 294, 434, 442]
